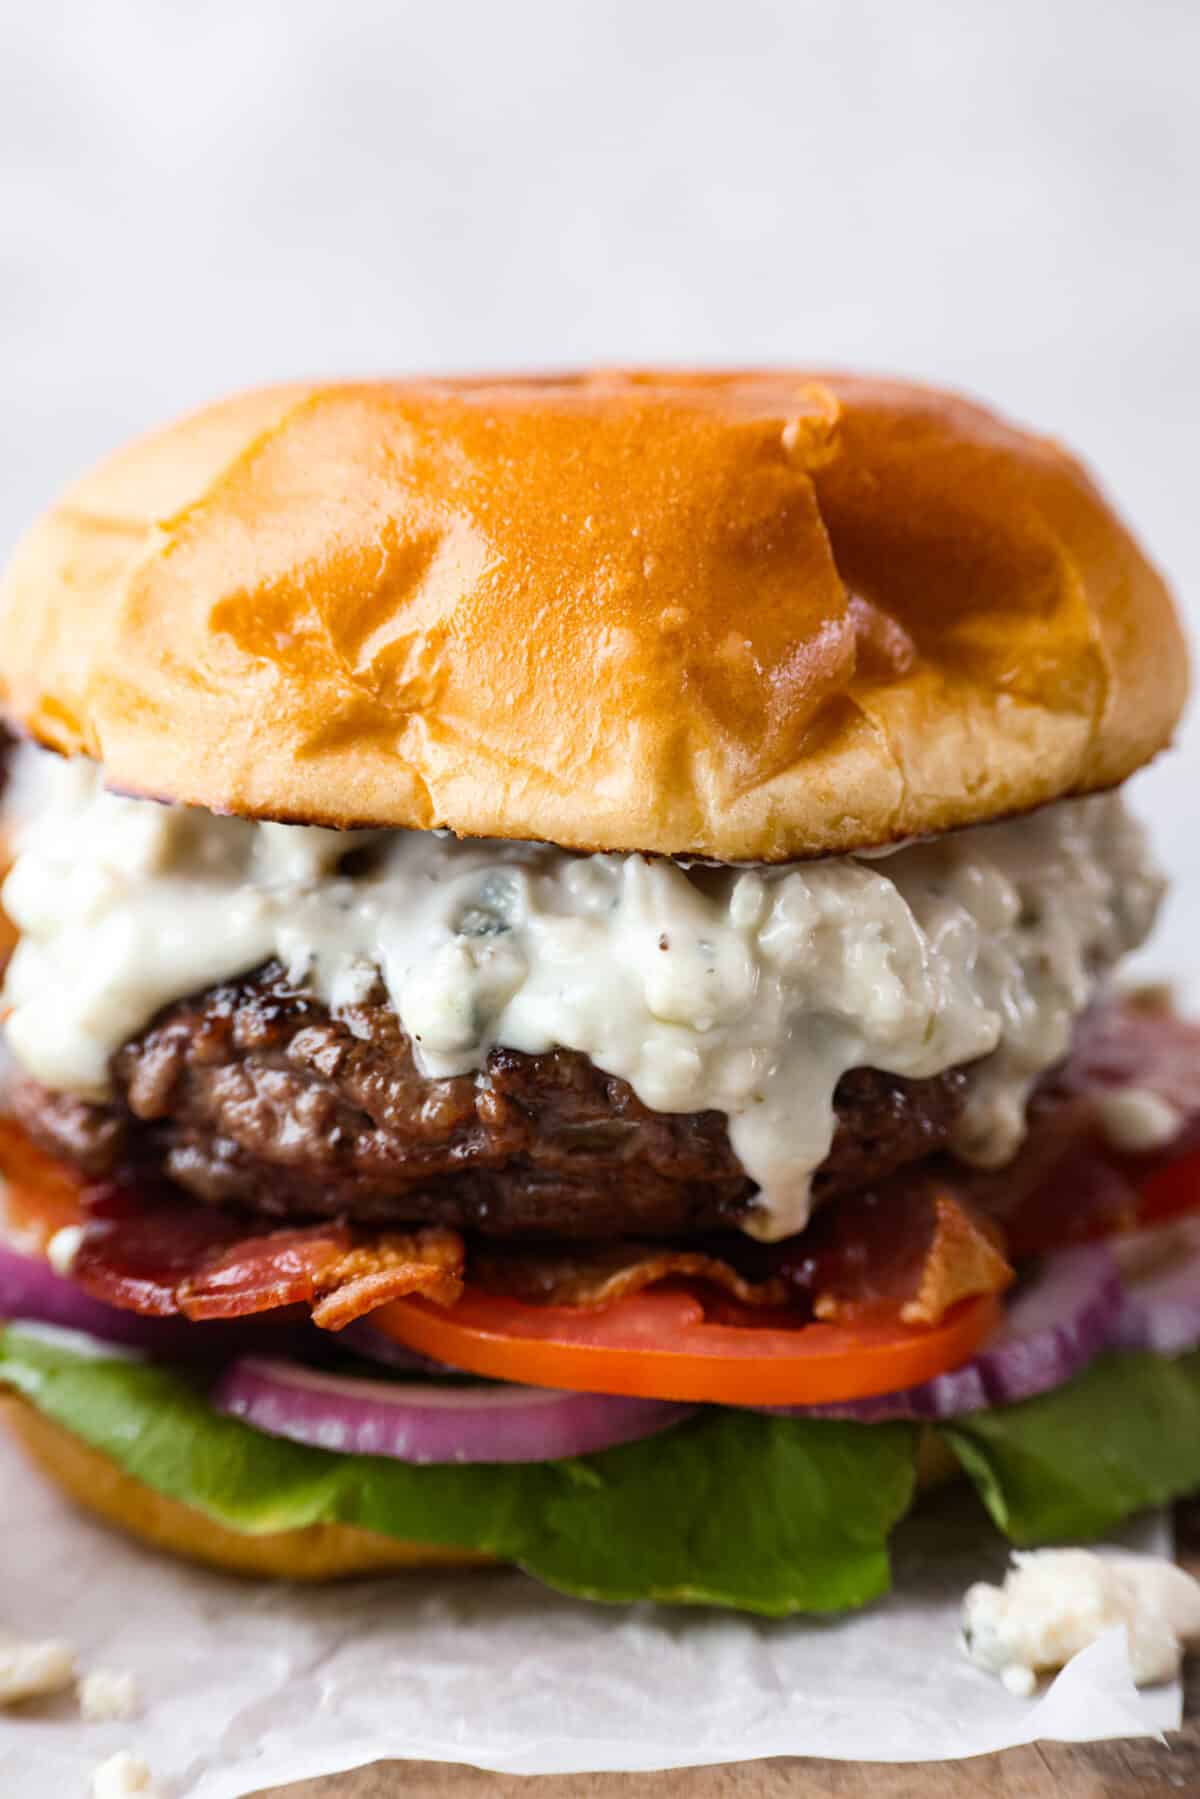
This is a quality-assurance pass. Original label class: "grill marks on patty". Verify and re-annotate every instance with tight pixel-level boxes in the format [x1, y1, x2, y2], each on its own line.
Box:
[11, 962, 969, 1239]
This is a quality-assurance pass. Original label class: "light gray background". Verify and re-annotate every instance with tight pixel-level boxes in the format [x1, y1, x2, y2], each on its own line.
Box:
[3, 0, 1197, 972]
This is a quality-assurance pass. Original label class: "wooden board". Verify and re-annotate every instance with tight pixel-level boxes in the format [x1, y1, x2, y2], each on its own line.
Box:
[251, 1716, 1200, 1798]
[252, 1498, 1200, 1799]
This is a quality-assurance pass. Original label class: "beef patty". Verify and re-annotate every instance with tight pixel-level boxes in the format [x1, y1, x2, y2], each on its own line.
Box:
[11, 962, 970, 1239]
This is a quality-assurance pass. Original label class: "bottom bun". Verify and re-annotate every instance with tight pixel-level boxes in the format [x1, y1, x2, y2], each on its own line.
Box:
[1, 1395, 960, 1583]
[0, 1396, 496, 1579]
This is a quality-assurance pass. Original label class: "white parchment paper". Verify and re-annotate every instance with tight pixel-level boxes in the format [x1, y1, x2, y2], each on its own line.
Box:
[0, 1433, 1180, 1797]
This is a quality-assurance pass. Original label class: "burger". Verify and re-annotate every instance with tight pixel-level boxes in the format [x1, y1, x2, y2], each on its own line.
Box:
[0, 370, 1197, 1614]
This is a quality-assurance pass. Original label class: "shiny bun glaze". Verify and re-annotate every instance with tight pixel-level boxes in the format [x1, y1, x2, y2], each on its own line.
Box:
[0, 370, 1186, 858]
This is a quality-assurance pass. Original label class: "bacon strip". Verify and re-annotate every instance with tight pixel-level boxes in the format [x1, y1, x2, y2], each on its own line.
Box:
[806, 1181, 1014, 1325]
[470, 1177, 1014, 1326]
[0, 1112, 467, 1330]
[469, 1242, 791, 1311]
[70, 1213, 465, 1330]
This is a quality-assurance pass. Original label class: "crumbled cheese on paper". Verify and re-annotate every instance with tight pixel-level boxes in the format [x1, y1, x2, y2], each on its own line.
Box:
[91, 1749, 166, 1798]
[0, 1632, 76, 1704]
[962, 1549, 1200, 1692]
[79, 1666, 141, 1722]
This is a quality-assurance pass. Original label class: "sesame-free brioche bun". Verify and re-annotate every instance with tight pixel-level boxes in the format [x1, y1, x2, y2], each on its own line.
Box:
[0, 1396, 495, 1579]
[0, 371, 1185, 859]
[0, 1393, 956, 1581]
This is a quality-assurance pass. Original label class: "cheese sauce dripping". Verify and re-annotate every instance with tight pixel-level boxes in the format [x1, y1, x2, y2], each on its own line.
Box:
[0, 751, 1161, 1240]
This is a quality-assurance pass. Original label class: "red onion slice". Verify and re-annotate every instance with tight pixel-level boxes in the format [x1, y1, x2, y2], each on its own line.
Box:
[213, 1357, 695, 1462]
[761, 1244, 1123, 1422]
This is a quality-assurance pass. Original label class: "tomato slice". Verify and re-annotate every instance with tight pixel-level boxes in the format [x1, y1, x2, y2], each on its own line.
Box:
[369, 1285, 1002, 1405]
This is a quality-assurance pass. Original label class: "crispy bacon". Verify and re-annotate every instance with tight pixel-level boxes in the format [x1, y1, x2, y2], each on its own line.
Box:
[175, 1224, 355, 1322]
[71, 1213, 465, 1329]
[72, 1206, 247, 1317]
[270, 1231, 463, 1330]
[470, 1177, 1014, 1326]
[0, 1113, 467, 1330]
[0, 1127, 468, 1332]
[469, 1242, 791, 1310]
[803, 1180, 1014, 1325]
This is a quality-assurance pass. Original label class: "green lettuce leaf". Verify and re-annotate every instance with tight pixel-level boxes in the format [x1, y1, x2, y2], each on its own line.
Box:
[11, 1324, 1200, 1615]
[938, 1349, 1200, 1542]
[0, 1325, 916, 1616]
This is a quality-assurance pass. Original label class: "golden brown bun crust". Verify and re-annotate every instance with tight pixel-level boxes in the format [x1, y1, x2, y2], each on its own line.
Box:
[0, 1395, 495, 1580]
[0, 371, 1186, 858]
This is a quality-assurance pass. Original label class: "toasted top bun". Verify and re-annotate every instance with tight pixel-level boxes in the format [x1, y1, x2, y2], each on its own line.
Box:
[0, 371, 1186, 859]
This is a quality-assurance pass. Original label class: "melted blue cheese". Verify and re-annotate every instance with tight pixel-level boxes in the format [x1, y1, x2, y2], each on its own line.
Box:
[0, 751, 1162, 1240]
